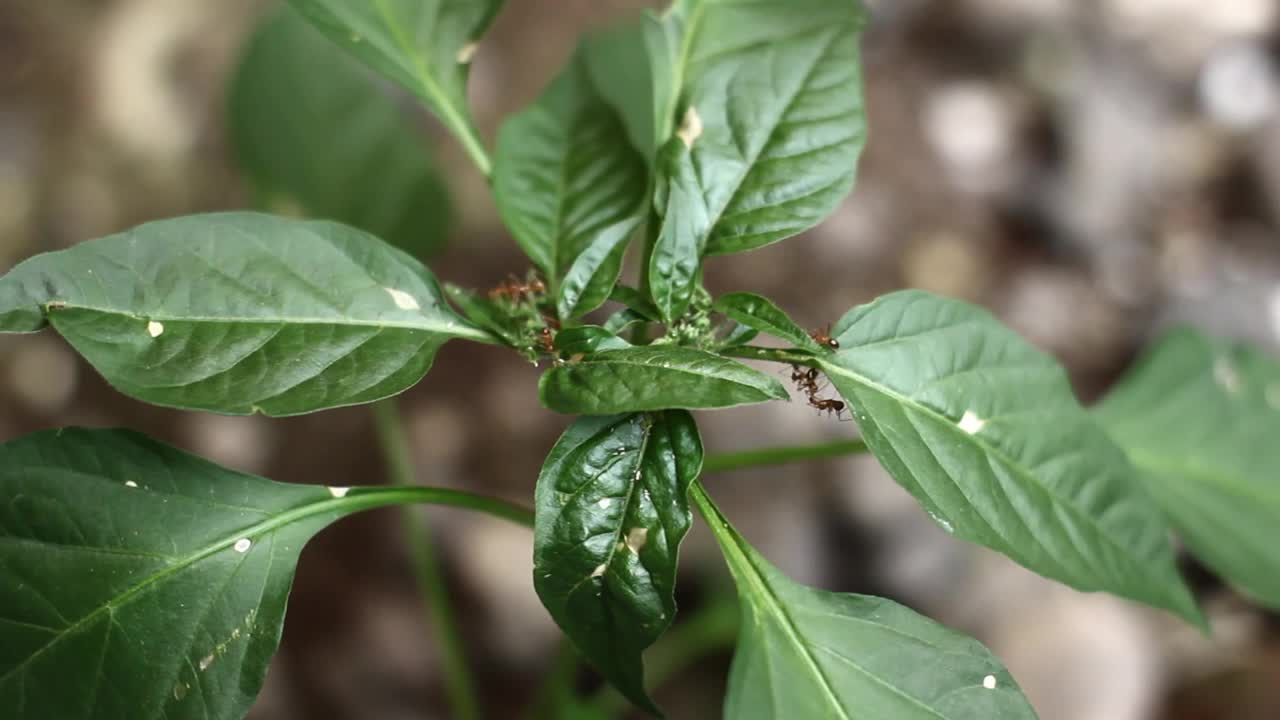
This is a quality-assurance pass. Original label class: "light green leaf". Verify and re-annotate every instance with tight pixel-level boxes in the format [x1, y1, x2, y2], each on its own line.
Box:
[493, 50, 647, 320]
[1096, 329, 1280, 609]
[693, 485, 1039, 720]
[285, 0, 504, 174]
[584, 14, 679, 163]
[603, 308, 650, 337]
[818, 290, 1202, 624]
[713, 291, 823, 352]
[651, 0, 868, 256]
[0, 212, 490, 416]
[539, 346, 788, 414]
[0, 428, 530, 720]
[534, 412, 703, 715]
[229, 8, 451, 257]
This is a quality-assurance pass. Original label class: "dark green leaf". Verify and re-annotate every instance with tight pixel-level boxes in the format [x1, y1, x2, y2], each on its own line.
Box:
[649, 0, 868, 257]
[534, 412, 703, 715]
[713, 292, 823, 351]
[693, 485, 1039, 720]
[553, 326, 632, 356]
[229, 8, 451, 257]
[0, 212, 489, 416]
[608, 284, 660, 321]
[715, 321, 759, 349]
[285, 0, 504, 173]
[0, 428, 370, 720]
[1096, 330, 1280, 609]
[819, 291, 1202, 624]
[648, 140, 710, 321]
[539, 346, 788, 414]
[492, 50, 647, 319]
[603, 309, 650, 337]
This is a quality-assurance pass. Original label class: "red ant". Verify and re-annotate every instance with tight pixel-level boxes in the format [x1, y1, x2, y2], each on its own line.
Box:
[488, 275, 546, 302]
[537, 314, 559, 354]
[809, 324, 839, 350]
[789, 364, 849, 420]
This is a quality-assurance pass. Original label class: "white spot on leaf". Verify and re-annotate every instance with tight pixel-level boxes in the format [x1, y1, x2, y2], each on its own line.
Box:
[957, 410, 986, 434]
[385, 287, 420, 310]
[591, 563, 607, 578]
[1214, 356, 1242, 394]
[328, 486, 350, 498]
[198, 653, 215, 672]
[146, 320, 165, 338]
[927, 511, 954, 534]
[233, 538, 252, 553]
[596, 498, 612, 509]
[983, 674, 997, 689]
[625, 527, 649, 554]
[456, 42, 478, 64]
[677, 106, 703, 148]
[124, 480, 139, 488]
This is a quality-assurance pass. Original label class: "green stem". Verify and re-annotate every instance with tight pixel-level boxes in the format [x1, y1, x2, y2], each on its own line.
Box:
[371, 400, 483, 720]
[590, 596, 739, 716]
[530, 639, 583, 720]
[703, 439, 869, 474]
[330, 484, 534, 527]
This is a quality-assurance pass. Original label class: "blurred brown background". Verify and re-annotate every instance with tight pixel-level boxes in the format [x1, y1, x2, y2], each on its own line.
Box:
[2, 0, 1279, 718]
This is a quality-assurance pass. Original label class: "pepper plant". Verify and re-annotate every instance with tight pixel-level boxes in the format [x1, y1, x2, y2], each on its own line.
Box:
[2, 1, 1277, 719]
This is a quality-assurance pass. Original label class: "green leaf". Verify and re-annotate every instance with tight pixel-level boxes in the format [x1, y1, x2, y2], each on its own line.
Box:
[818, 291, 1202, 625]
[603, 308, 650, 337]
[649, 0, 868, 257]
[229, 8, 452, 257]
[692, 485, 1039, 720]
[584, 15, 678, 163]
[553, 326, 632, 356]
[0, 212, 490, 416]
[1096, 330, 1280, 610]
[538, 346, 788, 414]
[713, 292, 822, 352]
[648, 140, 711, 321]
[715, 321, 759, 349]
[608, 284, 660, 321]
[285, 0, 504, 174]
[492, 50, 647, 319]
[0, 428, 380, 719]
[534, 412, 703, 715]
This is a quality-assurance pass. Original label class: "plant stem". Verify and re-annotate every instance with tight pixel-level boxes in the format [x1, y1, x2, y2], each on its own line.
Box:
[530, 639, 582, 720]
[702, 439, 870, 474]
[332, 484, 534, 527]
[371, 399, 483, 720]
[590, 596, 739, 716]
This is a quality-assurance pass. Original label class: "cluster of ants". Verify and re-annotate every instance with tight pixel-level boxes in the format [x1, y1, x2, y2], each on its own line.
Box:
[487, 274, 848, 419]
[487, 275, 558, 354]
[793, 327, 848, 419]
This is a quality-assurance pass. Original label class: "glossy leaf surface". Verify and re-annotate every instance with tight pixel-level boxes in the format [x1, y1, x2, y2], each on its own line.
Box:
[1097, 330, 1280, 609]
[286, 0, 503, 172]
[651, 0, 868, 256]
[713, 292, 822, 351]
[0, 212, 489, 416]
[552, 326, 632, 356]
[539, 346, 788, 414]
[0, 428, 365, 720]
[229, 8, 451, 257]
[534, 412, 703, 714]
[818, 291, 1201, 624]
[493, 51, 647, 319]
[694, 486, 1039, 720]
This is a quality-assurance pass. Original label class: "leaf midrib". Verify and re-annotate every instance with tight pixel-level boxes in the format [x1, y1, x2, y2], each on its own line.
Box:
[580, 355, 783, 398]
[820, 358, 1176, 595]
[719, 522, 850, 720]
[43, 302, 490, 341]
[0, 494, 354, 685]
